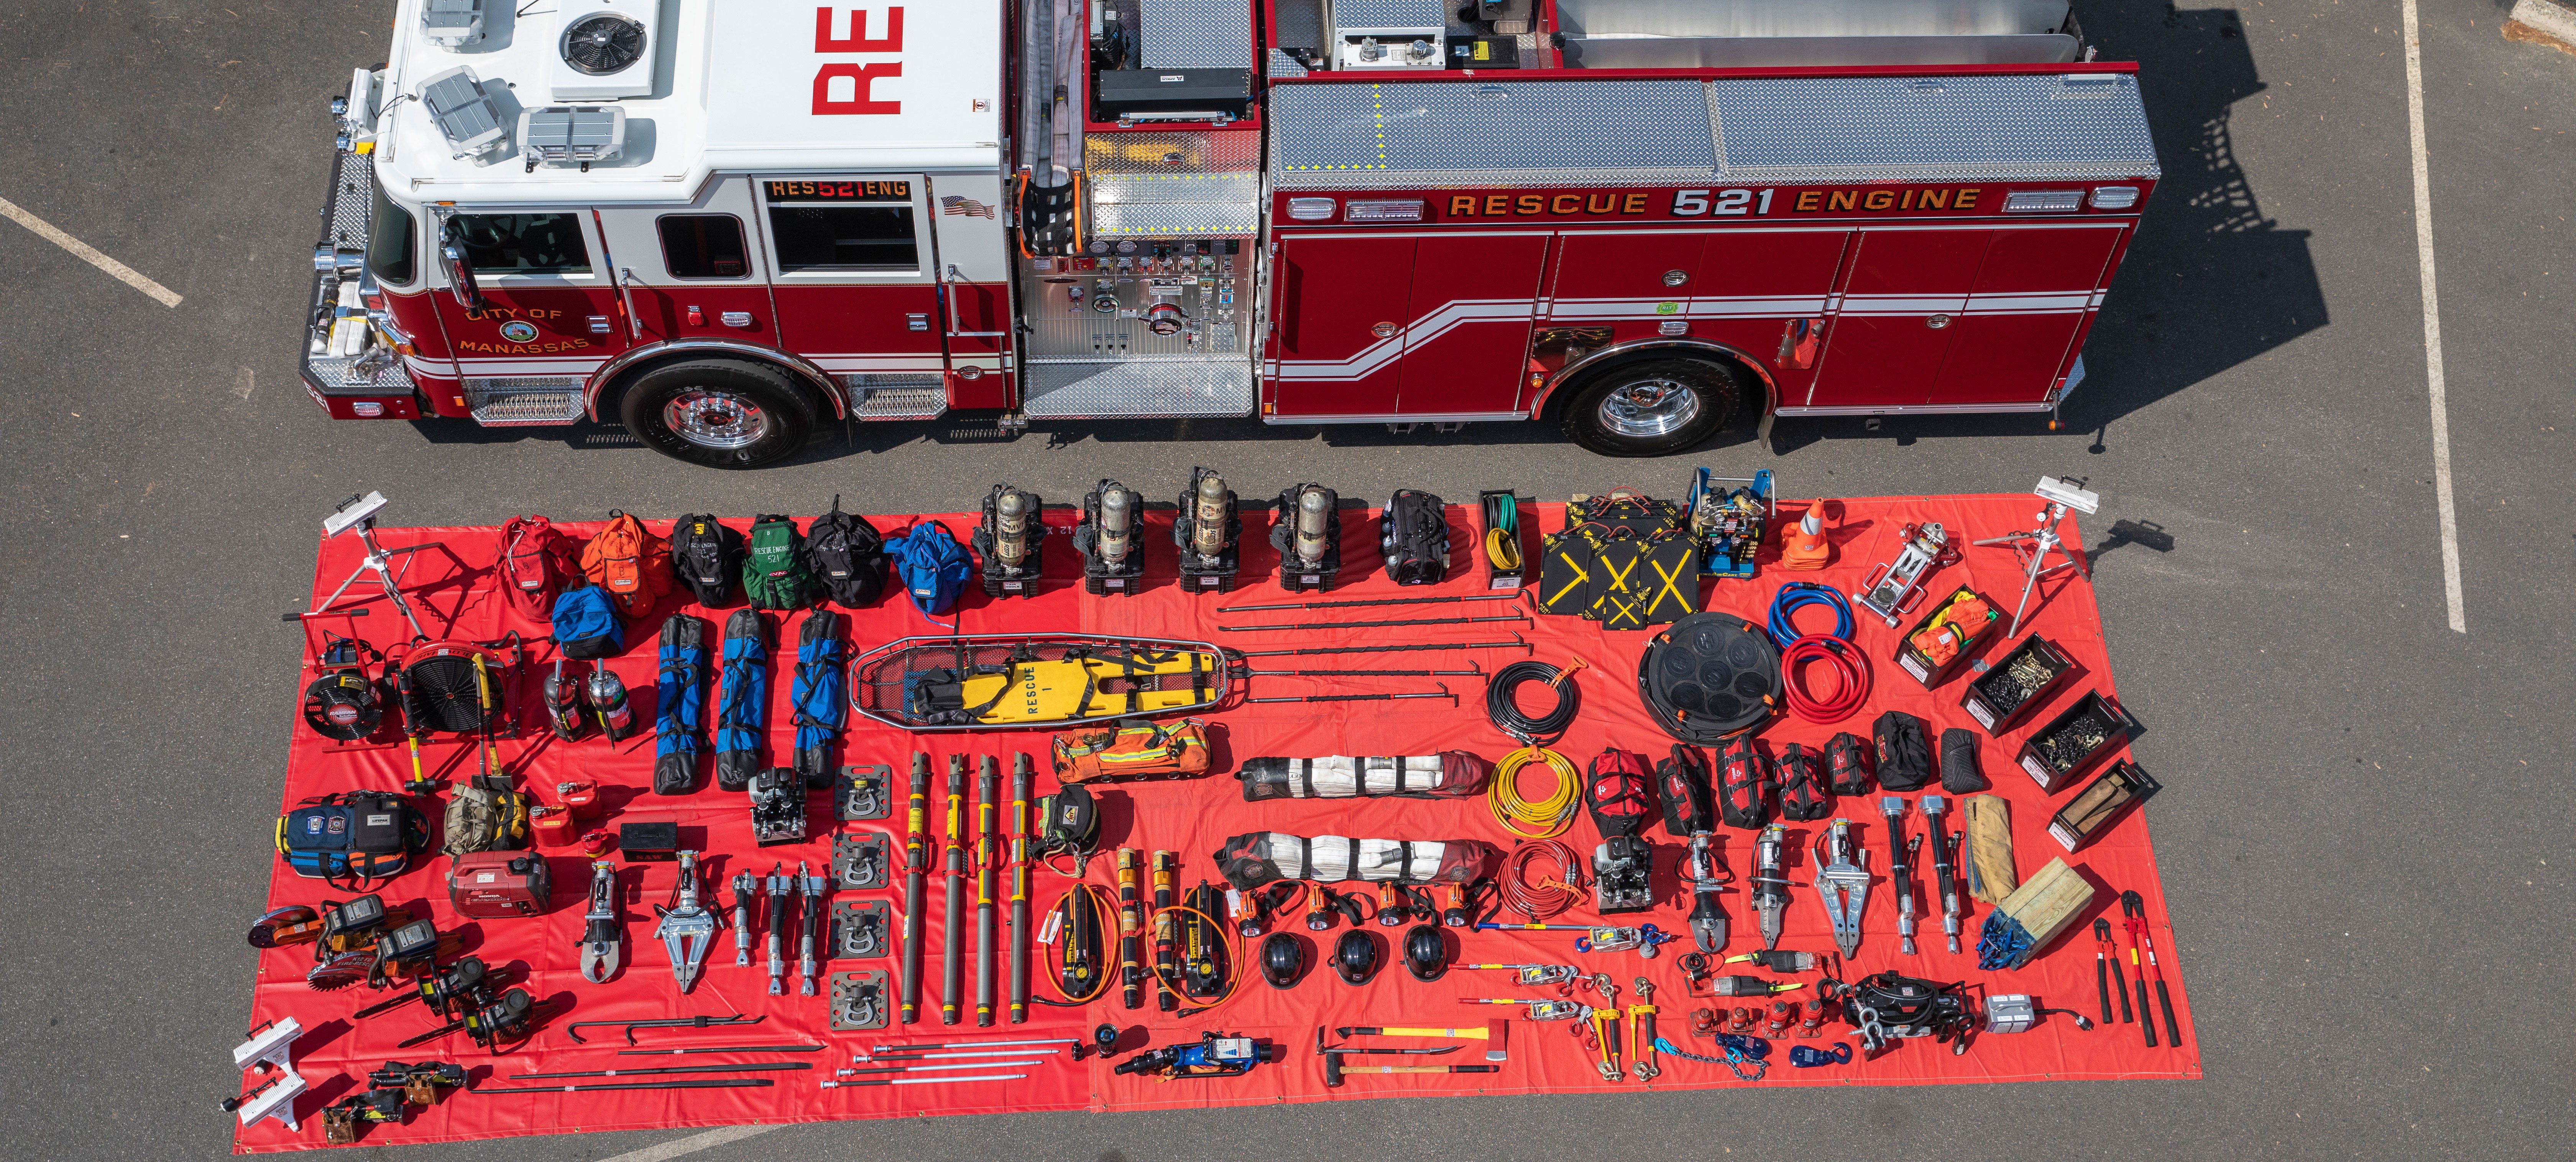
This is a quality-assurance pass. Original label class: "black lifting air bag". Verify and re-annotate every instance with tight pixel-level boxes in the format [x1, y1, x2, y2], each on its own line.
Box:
[1940, 727, 1990, 794]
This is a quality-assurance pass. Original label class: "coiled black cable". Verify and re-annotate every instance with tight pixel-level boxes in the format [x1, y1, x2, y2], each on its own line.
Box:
[1487, 659, 1580, 746]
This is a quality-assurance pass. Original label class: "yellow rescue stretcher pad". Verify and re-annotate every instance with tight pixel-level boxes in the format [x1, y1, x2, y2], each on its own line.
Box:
[955, 653, 1221, 724]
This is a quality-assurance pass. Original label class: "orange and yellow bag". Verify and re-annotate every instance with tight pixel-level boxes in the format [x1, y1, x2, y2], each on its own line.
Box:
[1050, 718, 1212, 784]
[580, 510, 673, 616]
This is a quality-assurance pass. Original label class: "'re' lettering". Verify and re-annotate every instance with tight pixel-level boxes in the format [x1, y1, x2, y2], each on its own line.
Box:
[815, 6, 903, 51]
[814, 63, 902, 115]
[813, 7, 903, 115]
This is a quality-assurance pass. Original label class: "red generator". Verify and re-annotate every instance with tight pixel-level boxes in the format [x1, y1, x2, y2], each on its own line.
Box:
[300, 0, 2156, 465]
[448, 851, 554, 919]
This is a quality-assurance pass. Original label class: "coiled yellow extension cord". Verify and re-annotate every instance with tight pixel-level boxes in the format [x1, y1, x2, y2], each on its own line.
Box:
[1487, 744, 1580, 839]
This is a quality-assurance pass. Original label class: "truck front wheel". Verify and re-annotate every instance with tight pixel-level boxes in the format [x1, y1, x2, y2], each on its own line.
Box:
[616, 358, 816, 469]
[1559, 357, 1744, 457]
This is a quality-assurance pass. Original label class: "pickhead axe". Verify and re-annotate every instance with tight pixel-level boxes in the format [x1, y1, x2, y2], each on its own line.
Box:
[1329, 1019, 1508, 1063]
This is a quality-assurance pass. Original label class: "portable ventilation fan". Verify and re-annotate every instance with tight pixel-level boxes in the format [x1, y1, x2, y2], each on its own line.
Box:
[560, 12, 646, 75]
[399, 641, 511, 734]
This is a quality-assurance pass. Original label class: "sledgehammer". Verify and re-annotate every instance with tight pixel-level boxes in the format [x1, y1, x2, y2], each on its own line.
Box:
[1332, 1019, 1509, 1063]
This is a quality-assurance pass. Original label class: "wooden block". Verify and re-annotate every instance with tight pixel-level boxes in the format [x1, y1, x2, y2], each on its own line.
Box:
[1995, 857, 2095, 965]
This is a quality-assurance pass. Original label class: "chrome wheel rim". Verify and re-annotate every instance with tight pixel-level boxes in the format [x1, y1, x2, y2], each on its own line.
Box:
[662, 389, 767, 449]
[1597, 376, 1702, 438]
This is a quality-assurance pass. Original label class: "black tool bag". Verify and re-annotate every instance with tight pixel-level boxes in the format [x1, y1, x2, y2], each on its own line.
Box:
[1582, 748, 1653, 839]
[1655, 745, 1715, 837]
[1777, 742, 1830, 822]
[1939, 727, 1991, 794]
[1716, 735, 1774, 830]
[666, 515, 744, 607]
[1873, 710, 1934, 792]
[805, 496, 889, 608]
[1378, 489, 1451, 586]
[1825, 731, 1876, 796]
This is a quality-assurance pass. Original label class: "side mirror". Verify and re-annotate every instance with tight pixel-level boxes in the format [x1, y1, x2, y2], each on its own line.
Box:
[437, 221, 486, 312]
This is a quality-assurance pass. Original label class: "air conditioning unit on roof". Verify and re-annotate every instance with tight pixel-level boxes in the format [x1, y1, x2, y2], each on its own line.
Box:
[550, 0, 660, 101]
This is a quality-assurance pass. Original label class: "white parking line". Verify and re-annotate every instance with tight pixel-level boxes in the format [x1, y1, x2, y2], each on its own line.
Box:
[2399, 0, 2467, 634]
[0, 194, 183, 308]
[594, 1123, 780, 1162]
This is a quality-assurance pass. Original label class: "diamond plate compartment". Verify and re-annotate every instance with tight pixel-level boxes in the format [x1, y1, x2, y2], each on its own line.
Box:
[1271, 79, 1720, 189]
[1139, 0, 1252, 68]
[839, 373, 946, 419]
[1092, 200, 1263, 236]
[1086, 131, 1262, 176]
[1022, 359, 1256, 418]
[1333, 0, 1445, 28]
[1709, 73, 2161, 183]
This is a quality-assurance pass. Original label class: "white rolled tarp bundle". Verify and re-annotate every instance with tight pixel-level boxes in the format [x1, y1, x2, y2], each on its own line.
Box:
[1214, 832, 1498, 890]
[1236, 752, 1492, 801]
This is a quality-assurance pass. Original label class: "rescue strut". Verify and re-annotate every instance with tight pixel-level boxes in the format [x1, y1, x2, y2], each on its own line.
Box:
[1218, 613, 1530, 633]
[510, 1063, 810, 1080]
[480, 1079, 773, 1095]
[899, 752, 929, 1024]
[941, 755, 968, 1025]
[1219, 593, 1523, 614]
[614, 1044, 822, 1055]
[1230, 636, 1530, 659]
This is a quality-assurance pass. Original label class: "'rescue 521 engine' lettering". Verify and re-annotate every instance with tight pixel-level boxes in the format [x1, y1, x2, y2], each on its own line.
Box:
[813, 6, 904, 115]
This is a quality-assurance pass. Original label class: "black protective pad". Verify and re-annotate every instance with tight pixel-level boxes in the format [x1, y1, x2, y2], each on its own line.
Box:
[1939, 727, 1991, 794]
[1638, 613, 1783, 743]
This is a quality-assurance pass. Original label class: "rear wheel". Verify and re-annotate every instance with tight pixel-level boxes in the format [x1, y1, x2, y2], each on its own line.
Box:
[1561, 357, 1745, 457]
[616, 358, 816, 469]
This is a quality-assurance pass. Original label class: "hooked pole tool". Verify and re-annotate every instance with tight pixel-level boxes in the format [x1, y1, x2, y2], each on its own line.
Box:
[1879, 798, 1918, 956]
[797, 861, 827, 997]
[565, 1014, 762, 1045]
[1245, 684, 1455, 706]
[1007, 752, 1032, 1024]
[729, 871, 757, 968]
[2125, 890, 2183, 1047]
[1921, 795, 1962, 953]
[975, 755, 999, 1026]
[764, 863, 791, 996]
[1813, 820, 1870, 959]
[899, 752, 930, 1024]
[1684, 831, 1733, 952]
[1219, 613, 1530, 633]
[1224, 593, 1523, 613]
[941, 755, 968, 1025]
[653, 851, 718, 993]
[578, 860, 622, 983]
[1229, 635, 1531, 659]
[2119, 894, 2155, 1046]
[510, 1063, 810, 1080]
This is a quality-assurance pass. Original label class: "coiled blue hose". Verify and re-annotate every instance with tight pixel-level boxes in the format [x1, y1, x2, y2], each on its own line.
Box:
[1767, 582, 1853, 650]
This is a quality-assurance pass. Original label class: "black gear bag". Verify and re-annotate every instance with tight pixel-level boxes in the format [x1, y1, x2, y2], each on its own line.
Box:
[804, 496, 889, 608]
[666, 515, 744, 607]
[1378, 489, 1451, 586]
[1716, 735, 1774, 830]
[1777, 742, 1830, 822]
[1873, 710, 1934, 792]
[1655, 745, 1715, 836]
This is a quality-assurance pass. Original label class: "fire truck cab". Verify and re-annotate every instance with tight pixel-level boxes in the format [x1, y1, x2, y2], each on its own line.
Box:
[304, 0, 2158, 467]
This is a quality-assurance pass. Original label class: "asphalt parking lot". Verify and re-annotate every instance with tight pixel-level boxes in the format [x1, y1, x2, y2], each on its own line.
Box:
[2, 0, 2569, 1158]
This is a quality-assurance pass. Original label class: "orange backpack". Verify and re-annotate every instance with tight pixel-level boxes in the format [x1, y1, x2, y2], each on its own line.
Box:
[580, 511, 673, 616]
[1050, 719, 1213, 785]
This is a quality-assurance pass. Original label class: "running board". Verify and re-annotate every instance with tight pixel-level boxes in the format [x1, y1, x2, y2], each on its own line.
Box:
[1021, 360, 1255, 420]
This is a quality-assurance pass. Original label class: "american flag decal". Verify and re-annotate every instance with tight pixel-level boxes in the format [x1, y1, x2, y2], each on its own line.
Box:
[939, 196, 994, 219]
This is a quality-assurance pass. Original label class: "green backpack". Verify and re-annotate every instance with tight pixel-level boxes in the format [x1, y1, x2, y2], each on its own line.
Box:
[741, 514, 816, 610]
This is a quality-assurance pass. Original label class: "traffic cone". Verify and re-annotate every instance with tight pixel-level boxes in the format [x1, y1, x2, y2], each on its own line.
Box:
[1781, 509, 1831, 570]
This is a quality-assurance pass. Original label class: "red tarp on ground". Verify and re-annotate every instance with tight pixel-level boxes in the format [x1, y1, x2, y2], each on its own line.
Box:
[240, 495, 2197, 1153]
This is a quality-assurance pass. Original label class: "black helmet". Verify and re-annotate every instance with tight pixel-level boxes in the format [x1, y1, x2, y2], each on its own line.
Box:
[1332, 929, 1381, 986]
[1402, 924, 1449, 982]
[1259, 932, 1306, 990]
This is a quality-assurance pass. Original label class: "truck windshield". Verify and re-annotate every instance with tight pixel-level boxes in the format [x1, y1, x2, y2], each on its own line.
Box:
[449, 213, 593, 275]
[367, 179, 415, 285]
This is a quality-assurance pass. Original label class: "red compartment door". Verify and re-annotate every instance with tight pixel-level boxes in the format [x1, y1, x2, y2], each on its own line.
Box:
[1807, 228, 1993, 408]
[1924, 223, 2125, 405]
[1267, 235, 1414, 417]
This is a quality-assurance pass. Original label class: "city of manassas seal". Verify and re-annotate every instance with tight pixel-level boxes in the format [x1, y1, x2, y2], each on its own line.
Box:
[498, 321, 540, 343]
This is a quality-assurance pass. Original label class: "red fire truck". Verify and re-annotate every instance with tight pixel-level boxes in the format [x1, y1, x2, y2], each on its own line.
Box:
[303, 0, 2157, 467]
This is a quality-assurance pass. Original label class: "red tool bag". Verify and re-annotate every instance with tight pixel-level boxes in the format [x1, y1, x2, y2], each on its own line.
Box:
[1582, 748, 1653, 839]
[1717, 735, 1776, 830]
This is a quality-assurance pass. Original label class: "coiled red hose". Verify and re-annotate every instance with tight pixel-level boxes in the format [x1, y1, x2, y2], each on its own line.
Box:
[1782, 634, 1869, 724]
[1501, 839, 1585, 921]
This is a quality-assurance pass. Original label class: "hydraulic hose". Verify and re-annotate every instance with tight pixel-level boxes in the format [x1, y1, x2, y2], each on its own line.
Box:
[1781, 635, 1870, 724]
[1487, 745, 1580, 839]
[1487, 659, 1581, 746]
[1767, 582, 1854, 650]
[1500, 839, 1585, 922]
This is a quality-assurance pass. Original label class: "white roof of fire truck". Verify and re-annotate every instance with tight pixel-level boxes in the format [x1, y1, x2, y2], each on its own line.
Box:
[366, 0, 999, 205]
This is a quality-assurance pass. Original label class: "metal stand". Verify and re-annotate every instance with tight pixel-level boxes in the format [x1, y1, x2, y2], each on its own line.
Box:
[310, 492, 441, 639]
[227, 1018, 310, 1134]
[1974, 488, 2093, 639]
